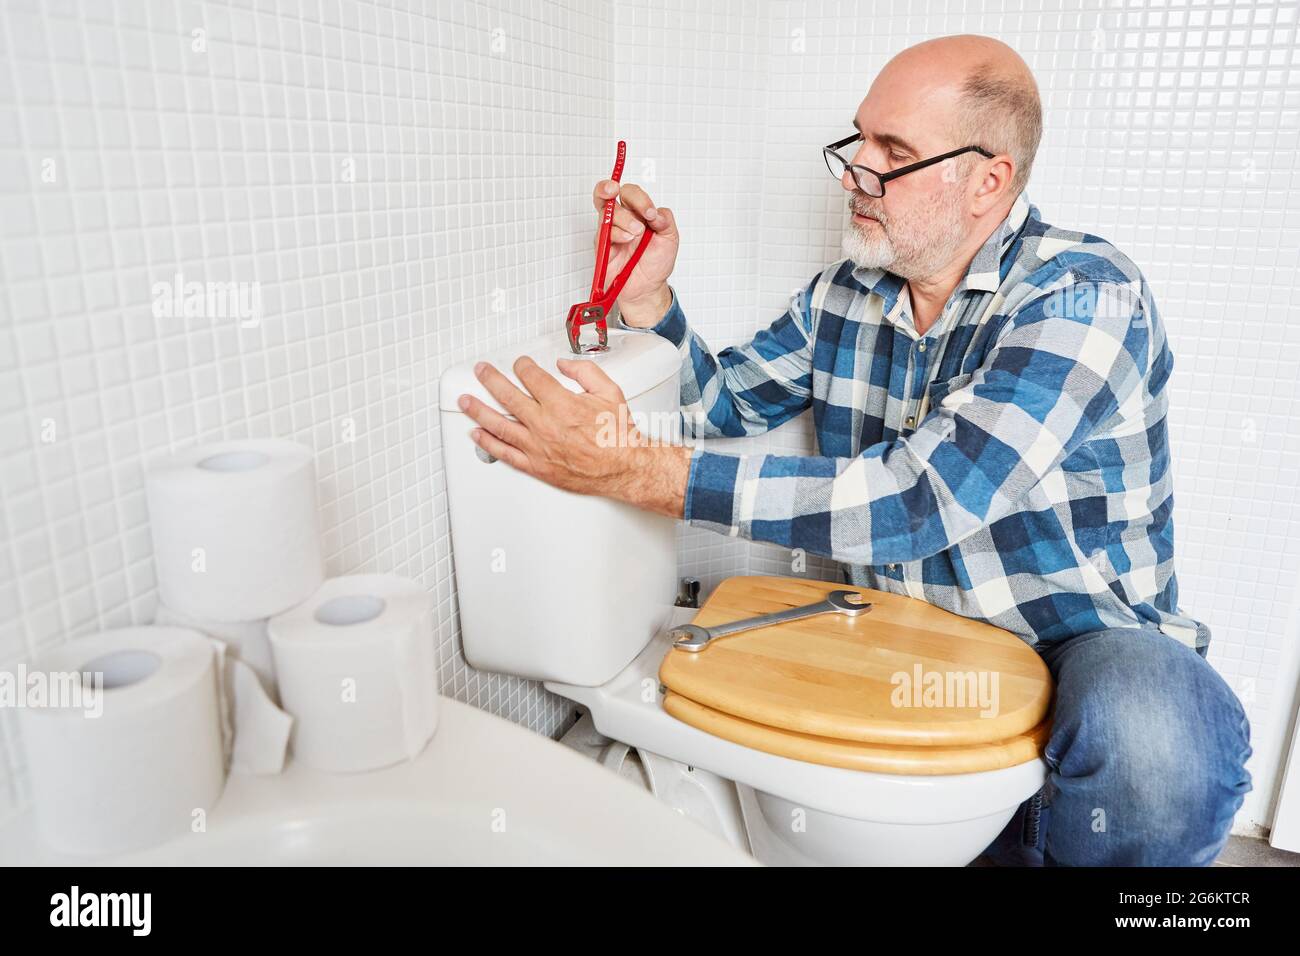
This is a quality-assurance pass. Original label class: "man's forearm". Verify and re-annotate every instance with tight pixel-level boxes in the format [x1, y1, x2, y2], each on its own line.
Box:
[610, 443, 692, 519]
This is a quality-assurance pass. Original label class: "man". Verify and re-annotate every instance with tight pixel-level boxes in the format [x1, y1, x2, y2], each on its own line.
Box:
[456, 35, 1252, 866]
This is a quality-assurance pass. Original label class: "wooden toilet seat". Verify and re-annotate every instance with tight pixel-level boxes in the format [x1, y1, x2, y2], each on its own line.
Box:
[658, 576, 1055, 776]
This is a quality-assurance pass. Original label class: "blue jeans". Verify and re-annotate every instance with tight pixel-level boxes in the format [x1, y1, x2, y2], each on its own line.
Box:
[981, 626, 1253, 866]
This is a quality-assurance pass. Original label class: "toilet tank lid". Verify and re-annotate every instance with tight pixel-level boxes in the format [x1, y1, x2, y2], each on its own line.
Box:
[438, 329, 681, 414]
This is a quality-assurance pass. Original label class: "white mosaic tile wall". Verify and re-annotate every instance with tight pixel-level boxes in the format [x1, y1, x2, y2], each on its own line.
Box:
[615, 0, 1300, 832]
[0, 0, 616, 820]
[3, 0, 1296, 836]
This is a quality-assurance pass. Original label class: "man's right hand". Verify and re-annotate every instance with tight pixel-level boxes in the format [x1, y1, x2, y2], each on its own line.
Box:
[591, 179, 679, 328]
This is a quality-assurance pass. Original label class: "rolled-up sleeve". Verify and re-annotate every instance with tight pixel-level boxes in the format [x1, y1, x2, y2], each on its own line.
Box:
[683, 281, 1152, 564]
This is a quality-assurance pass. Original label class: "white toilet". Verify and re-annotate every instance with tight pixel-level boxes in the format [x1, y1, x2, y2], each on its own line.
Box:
[439, 329, 1052, 866]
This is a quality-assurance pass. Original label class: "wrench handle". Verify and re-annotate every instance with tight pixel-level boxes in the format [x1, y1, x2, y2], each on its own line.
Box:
[705, 601, 838, 640]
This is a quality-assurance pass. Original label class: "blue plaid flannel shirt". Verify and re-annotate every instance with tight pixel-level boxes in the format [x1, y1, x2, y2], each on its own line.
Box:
[623, 190, 1209, 649]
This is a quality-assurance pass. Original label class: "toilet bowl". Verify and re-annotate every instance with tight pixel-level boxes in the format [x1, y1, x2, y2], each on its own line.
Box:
[547, 576, 1054, 867]
[547, 632, 1050, 866]
[438, 331, 1053, 866]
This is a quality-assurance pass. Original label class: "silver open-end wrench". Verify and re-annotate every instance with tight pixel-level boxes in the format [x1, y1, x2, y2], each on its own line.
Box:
[670, 590, 872, 652]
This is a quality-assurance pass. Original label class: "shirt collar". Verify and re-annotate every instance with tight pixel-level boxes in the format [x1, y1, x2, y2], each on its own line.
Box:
[851, 189, 1034, 315]
[960, 188, 1031, 293]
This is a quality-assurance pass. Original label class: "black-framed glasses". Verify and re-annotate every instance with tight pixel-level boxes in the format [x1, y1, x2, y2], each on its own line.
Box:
[823, 133, 994, 198]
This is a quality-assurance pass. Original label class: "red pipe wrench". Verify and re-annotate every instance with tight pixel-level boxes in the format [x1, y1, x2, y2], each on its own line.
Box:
[565, 141, 655, 354]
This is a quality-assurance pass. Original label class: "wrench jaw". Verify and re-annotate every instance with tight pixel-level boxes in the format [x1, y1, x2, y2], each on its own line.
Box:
[669, 624, 712, 653]
[827, 590, 873, 615]
[565, 303, 610, 354]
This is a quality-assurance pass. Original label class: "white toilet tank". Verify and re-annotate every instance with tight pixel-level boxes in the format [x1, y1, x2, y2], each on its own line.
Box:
[439, 329, 682, 686]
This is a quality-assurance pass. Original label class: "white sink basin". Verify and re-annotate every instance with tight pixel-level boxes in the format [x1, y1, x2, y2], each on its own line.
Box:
[1, 698, 756, 866]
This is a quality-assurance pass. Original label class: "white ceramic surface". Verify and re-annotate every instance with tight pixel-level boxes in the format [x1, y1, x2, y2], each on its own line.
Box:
[440, 329, 682, 686]
[0, 697, 755, 867]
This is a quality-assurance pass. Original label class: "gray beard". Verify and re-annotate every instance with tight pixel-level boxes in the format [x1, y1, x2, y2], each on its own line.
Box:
[841, 189, 968, 281]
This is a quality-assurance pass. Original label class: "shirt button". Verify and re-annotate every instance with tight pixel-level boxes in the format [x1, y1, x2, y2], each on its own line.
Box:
[905, 416, 915, 428]
[917, 341, 927, 352]
[889, 563, 899, 572]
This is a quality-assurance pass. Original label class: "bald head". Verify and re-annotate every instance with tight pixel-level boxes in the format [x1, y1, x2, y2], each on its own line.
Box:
[839, 36, 1043, 283]
[876, 35, 1042, 195]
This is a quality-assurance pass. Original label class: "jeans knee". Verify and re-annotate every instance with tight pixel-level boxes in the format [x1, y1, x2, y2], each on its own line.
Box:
[1043, 628, 1253, 862]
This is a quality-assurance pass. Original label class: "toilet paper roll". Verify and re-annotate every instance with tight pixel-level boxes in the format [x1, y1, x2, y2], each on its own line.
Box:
[145, 439, 324, 623]
[208, 640, 293, 776]
[17, 626, 226, 858]
[154, 602, 278, 701]
[269, 574, 439, 773]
